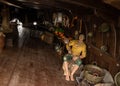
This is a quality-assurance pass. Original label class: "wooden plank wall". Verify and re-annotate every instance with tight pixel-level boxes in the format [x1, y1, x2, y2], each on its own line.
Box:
[82, 15, 120, 77]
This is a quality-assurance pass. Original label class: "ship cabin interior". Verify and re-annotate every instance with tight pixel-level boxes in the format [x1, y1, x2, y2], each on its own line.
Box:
[0, 0, 120, 86]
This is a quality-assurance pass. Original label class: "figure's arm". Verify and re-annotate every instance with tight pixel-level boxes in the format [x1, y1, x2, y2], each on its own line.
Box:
[80, 45, 86, 59]
[66, 44, 71, 54]
[66, 44, 70, 51]
[66, 40, 75, 54]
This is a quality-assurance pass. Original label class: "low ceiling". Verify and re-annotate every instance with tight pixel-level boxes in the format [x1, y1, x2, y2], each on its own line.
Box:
[0, 0, 120, 15]
[103, 0, 120, 10]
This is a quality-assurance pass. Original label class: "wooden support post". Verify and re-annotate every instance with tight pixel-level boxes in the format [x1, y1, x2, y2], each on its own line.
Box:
[1, 5, 12, 33]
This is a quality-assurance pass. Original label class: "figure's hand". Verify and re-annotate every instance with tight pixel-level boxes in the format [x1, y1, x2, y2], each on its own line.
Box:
[72, 56, 78, 61]
[68, 50, 71, 54]
[79, 55, 84, 59]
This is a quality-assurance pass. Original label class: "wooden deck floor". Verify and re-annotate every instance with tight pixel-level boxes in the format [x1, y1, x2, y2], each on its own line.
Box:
[0, 28, 76, 86]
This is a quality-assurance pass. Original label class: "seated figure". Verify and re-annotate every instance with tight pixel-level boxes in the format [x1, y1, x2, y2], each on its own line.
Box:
[62, 34, 87, 81]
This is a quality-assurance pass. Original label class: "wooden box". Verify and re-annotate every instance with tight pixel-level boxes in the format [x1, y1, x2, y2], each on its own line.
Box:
[43, 31, 54, 44]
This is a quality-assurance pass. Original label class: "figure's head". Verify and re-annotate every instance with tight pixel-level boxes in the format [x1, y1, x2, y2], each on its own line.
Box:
[79, 34, 85, 41]
[64, 37, 69, 44]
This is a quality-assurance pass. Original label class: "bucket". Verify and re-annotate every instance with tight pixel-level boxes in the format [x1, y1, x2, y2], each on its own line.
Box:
[84, 64, 105, 84]
[114, 72, 120, 86]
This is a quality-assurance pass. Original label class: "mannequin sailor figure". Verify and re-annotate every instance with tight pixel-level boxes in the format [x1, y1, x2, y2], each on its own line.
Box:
[62, 34, 86, 81]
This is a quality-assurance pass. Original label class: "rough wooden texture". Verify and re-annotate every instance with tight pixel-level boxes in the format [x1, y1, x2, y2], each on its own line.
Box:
[0, 28, 76, 86]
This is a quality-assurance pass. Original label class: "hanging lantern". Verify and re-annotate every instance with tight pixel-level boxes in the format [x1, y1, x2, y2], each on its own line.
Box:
[88, 32, 93, 37]
[55, 44, 61, 51]
[100, 45, 108, 52]
[99, 23, 110, 32]
[57, 13, 62, 23]
[54, 44, 63, 55]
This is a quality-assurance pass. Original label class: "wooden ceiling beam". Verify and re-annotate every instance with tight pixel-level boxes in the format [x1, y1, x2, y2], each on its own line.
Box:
[57, 0, 120, 16]
[1, 0, 120, 19]
[1, 0, 93, 16]
[0, 0, 22, 8]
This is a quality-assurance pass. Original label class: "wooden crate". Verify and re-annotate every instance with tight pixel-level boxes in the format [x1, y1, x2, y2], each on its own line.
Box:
[43, 32, 54, 44]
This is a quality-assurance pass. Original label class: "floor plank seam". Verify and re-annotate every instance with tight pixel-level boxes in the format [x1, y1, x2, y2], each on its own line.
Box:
[6, 49, 25, 86]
